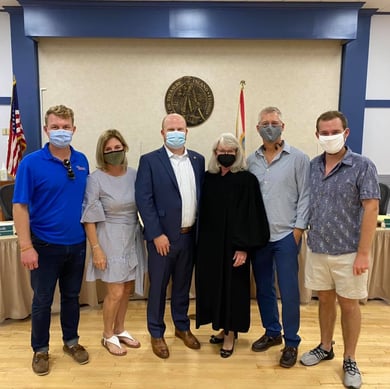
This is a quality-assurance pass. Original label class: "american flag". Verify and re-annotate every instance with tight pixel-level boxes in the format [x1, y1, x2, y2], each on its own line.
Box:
[235, 80, 246, 153]
[6, 79, 26, 177]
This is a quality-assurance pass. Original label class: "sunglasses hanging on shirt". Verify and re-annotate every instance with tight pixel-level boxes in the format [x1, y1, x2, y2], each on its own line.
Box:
[63, 159, 75, 179]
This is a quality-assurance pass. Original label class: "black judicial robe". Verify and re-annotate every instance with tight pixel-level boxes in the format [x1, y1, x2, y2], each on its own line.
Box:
[195, 170, 269, 333]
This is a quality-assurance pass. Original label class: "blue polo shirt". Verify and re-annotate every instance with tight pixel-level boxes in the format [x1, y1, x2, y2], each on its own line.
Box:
[13, 143, 89, 245]
[307, 147, 380, 255]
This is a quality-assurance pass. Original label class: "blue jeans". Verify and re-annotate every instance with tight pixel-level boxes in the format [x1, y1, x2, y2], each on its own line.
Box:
[251, 232, 301, 347]
[30, 236, 86, 352]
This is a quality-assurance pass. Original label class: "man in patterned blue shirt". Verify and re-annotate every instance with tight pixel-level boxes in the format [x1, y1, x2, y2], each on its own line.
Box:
[300, 111, 380, 389]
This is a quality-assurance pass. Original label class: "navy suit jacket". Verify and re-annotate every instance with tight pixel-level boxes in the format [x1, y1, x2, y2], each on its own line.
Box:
[135, 146, 205, 242]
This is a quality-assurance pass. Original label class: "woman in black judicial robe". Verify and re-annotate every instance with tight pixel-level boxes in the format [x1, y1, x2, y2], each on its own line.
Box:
[195, 133, 269, 358]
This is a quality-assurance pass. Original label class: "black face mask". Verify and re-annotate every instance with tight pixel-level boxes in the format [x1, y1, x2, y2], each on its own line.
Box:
[217, 154, 236, 168]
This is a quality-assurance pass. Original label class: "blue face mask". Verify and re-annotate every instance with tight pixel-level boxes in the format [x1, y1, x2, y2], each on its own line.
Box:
[165, 130, 186, 149]
[49, 129, 73, 148]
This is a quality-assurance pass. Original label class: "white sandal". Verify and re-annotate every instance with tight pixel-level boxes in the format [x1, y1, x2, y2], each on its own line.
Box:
[101, 335, 127, 356]
[115, 330, 141, 348]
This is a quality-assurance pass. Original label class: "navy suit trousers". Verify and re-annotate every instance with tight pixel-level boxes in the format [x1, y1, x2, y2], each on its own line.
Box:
[146, 233, 195, 338]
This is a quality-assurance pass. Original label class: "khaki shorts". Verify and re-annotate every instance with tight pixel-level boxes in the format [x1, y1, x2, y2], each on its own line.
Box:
[305, 247, 368, 300]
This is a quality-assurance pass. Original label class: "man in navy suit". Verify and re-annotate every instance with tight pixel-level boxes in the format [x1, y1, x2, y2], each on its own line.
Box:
[135, 113, 205, 359]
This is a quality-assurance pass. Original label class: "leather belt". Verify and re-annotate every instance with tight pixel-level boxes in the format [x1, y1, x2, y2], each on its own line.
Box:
[180, 226, 193, 234]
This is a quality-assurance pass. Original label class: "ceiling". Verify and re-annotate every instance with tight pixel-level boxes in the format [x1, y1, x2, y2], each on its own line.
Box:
[1, 0, 389, 12]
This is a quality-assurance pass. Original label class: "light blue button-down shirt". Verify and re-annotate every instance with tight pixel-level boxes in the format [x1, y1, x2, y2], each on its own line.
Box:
[247, 142, 310, 242]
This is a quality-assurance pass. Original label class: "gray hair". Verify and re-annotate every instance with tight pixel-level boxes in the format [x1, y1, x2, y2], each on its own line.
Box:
[208, 132, 246, 173]
[257, 106, 283, 123]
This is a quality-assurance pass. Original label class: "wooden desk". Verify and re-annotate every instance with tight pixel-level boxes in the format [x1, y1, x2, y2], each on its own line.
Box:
[1, 230, 389, 323]
[0, 236, 106, 323]
[0, 180, 14, 221]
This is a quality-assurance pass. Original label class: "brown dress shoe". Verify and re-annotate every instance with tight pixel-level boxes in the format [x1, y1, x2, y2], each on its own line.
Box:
[175, 329, 201, 350]
[151, 337, 169, 359]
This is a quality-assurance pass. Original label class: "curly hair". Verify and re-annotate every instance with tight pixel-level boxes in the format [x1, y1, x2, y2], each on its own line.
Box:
[44, 105, 74, 125]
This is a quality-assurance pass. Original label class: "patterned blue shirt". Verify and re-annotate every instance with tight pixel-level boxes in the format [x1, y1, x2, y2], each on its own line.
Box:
[247, 141, 310, 242]
[307, 147, 380, 255]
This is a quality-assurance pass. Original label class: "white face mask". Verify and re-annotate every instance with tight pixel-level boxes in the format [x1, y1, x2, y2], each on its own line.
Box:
[318, 132, 345, 154]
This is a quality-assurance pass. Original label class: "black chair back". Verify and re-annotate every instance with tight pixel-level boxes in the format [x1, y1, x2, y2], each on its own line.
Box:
[0, 184, 14, 221]
[379, 182, 390, 215]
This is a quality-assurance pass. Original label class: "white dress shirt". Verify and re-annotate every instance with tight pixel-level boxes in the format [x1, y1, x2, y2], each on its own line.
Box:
[165, 146, 197, 228]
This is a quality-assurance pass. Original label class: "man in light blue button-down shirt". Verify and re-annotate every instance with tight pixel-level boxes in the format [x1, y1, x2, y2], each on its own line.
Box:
[247, 106, 310, 368]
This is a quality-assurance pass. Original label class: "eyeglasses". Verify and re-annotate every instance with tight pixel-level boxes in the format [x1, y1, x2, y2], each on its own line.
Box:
[63, 159, 75, 179]
[258, 121, 282, 128]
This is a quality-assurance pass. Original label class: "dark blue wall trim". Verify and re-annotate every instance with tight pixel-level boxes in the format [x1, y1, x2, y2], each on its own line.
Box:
[20, 1, 362, 39]
[339, 10, 376, 154]
[4, 2, 375, 156]
[7, 7, 41, 154]
[365, 100, 390, 108]
[0, 97, 11, 105]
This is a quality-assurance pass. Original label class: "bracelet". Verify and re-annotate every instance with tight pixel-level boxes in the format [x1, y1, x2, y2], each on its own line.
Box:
[91, 244, 100, 250]
[20, 245, 33, 253]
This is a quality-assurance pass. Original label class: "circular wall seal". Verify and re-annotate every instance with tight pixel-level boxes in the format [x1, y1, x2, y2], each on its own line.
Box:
[165, 76, 214, 127]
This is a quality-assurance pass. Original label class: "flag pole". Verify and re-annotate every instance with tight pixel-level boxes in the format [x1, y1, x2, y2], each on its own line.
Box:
[6, 77, 27, 177]
[235, 80, 246, 153]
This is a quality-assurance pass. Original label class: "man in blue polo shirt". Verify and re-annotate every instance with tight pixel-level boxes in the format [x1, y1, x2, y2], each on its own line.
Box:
[300, 110, 380, 389]
[13, 105, 90, 376]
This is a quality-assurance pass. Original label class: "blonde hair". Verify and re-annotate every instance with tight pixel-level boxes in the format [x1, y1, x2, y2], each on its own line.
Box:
[95, 129, 129, 170]
[45, 105, 74, 125]
[208, 133, 246, 173]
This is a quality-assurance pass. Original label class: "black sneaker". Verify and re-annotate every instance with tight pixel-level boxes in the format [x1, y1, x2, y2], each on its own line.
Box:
[32, 351, 49, 376]
[280, 346, 298, 368]
[251, 334, 282, 352]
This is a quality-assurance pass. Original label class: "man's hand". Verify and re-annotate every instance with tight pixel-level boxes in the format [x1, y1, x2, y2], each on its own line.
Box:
[154, 234, 170, 256]
[353, 252, 370, 276]
[21, 247, 39, 270]
[293, 228, 304, 245]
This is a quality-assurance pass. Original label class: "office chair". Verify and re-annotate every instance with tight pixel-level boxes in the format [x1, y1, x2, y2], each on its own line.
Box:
[379, 182, 390, 215]
[0, 183, 14, 221]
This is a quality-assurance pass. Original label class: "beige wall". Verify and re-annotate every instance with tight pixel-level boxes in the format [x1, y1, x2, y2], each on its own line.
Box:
[38, 38, 341, 169]
[363, 15, 390, 175]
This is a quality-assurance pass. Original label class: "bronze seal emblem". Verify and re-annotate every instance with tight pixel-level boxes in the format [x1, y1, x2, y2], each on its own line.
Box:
[165, 76, 214, 127]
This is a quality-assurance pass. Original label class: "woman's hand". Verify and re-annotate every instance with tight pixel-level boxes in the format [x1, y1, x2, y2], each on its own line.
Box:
[233, 250, 247, 267]
[92, 246, 107, 270]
